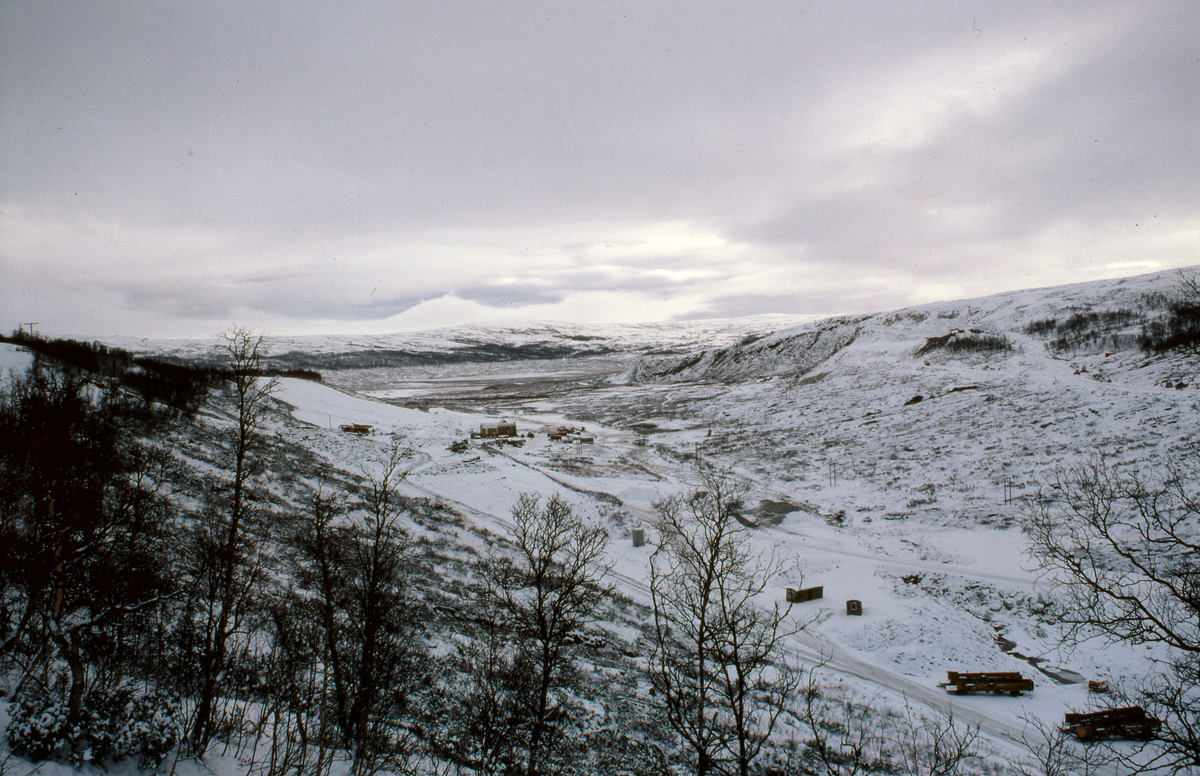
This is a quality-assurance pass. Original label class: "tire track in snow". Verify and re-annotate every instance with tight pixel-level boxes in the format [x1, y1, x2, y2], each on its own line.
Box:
[769, 523, 1035, 588]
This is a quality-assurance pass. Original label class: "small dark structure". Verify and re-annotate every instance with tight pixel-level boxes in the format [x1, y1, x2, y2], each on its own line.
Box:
[632, 528, 645, 547]
[477, 421, 519, 439]
[939, 671, 1034, 696]
[1063, 707, 1160, 741]
[846, 599, 863, 615]
[339, 424, 372, 435]
[1088, 679, 1109, 693]
[786, 586, 823, 603]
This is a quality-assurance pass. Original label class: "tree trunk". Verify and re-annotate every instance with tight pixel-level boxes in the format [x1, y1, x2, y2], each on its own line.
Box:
[50, 631, 86, 723]
[47, 499, 87, 722]
[191, 415, 249, 749]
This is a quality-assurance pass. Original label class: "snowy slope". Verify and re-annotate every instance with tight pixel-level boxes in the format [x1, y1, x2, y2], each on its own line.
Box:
[6, 269, 1193, 773]
[258, 267, 1187, 770]
[251, 271, 1198, 773]
[262, 368, 1149, 772]
[618, 268, 1194, 386]
[0, 343, 34, 384]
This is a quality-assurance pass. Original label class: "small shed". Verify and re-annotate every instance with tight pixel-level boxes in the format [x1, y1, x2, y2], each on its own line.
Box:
[786, 586, 823, 603]
[846, 600, 863, 616]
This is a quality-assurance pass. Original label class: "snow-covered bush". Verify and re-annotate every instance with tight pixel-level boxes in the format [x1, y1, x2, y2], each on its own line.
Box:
[6, 698, 76, 763]
[114, 694, 183, 768]
[6, 690, 180, 768]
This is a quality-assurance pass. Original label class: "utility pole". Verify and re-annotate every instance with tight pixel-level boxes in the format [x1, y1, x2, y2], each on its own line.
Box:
[19, 322, 39, 338]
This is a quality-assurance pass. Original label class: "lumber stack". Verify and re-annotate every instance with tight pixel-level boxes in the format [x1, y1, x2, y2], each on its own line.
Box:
[938, 671, 1035, 696]
[1063, 707, 1160, 741]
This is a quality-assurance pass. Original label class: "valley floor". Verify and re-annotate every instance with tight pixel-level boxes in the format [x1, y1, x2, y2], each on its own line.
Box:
[264, 332, 1194, 774]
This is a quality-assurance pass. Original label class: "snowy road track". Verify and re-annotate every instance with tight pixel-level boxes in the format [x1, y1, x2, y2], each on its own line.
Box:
[771, 524, 1035, 588]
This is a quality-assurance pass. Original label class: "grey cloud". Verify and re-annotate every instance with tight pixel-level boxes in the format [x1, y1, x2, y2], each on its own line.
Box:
[674, 291, 854, 322]
[106, 277, 423, 323]
[3, 1, 1198, 336]
[114, 283, 240, 321]
[735, 9, 1199, 285]
[453, 284, 566, 309]
[0, 2, 993, 233]
[453, 272, 665, 310]
[277, 297, 427, 321]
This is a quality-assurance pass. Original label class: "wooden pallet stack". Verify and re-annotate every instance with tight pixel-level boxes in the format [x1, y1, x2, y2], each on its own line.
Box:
[1062, 707, 1160, 741]
[938, 671, 1035, 696]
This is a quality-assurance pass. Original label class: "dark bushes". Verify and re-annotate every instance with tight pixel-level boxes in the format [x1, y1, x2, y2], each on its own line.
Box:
[1, 332, 319, 413]
[916, 331, 1012, 356]
[260, 367, 323, 381]
[944, 333, 1012, 353]
[1022, 309, 1143, 352]
[127, 357, 223, 413]
[1024, 271, 1200, 354]
[1023, 318, 1058, 336]
[1, 331, 131, 376]
[1141, 301, 1200, 353]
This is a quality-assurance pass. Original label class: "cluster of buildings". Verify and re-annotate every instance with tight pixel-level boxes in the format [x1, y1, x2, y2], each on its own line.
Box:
[468, 421, 594, 445]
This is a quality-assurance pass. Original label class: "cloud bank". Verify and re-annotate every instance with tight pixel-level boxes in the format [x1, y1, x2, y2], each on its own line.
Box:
[2, 1, 1197, 337]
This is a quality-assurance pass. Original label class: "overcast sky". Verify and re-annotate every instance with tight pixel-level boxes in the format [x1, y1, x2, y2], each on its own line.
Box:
[2, 2, 1198, 338]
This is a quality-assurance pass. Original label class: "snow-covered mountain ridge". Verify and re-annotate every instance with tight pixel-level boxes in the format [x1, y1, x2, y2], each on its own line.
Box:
[102, 315, 819, 367]
[618, 268, 1196, 386]
[95, 268, 1198, 399]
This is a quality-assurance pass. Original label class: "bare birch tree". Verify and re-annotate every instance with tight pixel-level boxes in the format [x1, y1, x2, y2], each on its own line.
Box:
[1024, 453, 1199, 773]
[342, 438, 426, 775]
[648, 468, 811, 776]
[795, 671, 893, 776]
[191, 327, 279, 750]
[483, 492, 611, 776]
[892, 703, 980, 776]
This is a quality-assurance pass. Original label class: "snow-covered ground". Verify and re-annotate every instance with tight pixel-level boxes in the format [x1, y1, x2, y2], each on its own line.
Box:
[257, 268, 1196, 771]
[2, 267, 1195, 773]
[262, 373, 1154, 766]
[0, 343, 34, 384]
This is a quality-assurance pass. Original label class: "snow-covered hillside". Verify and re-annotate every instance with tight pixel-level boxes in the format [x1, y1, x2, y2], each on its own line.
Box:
[568, 268, 1198, 523]
[618, 268, 1193, 386]
[0, 343, 34, 384]
[3, 268, 1195, 775]
[251, 269, 1195, 773]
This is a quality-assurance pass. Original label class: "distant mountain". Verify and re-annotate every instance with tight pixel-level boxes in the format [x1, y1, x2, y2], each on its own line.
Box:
[100, 268, 1197, 388]
[102, 315, 820, 371]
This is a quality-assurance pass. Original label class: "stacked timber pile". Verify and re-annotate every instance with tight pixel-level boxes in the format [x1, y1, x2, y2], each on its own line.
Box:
[1062, 707, 1161, 741]
[938, 671, 1035, 696]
